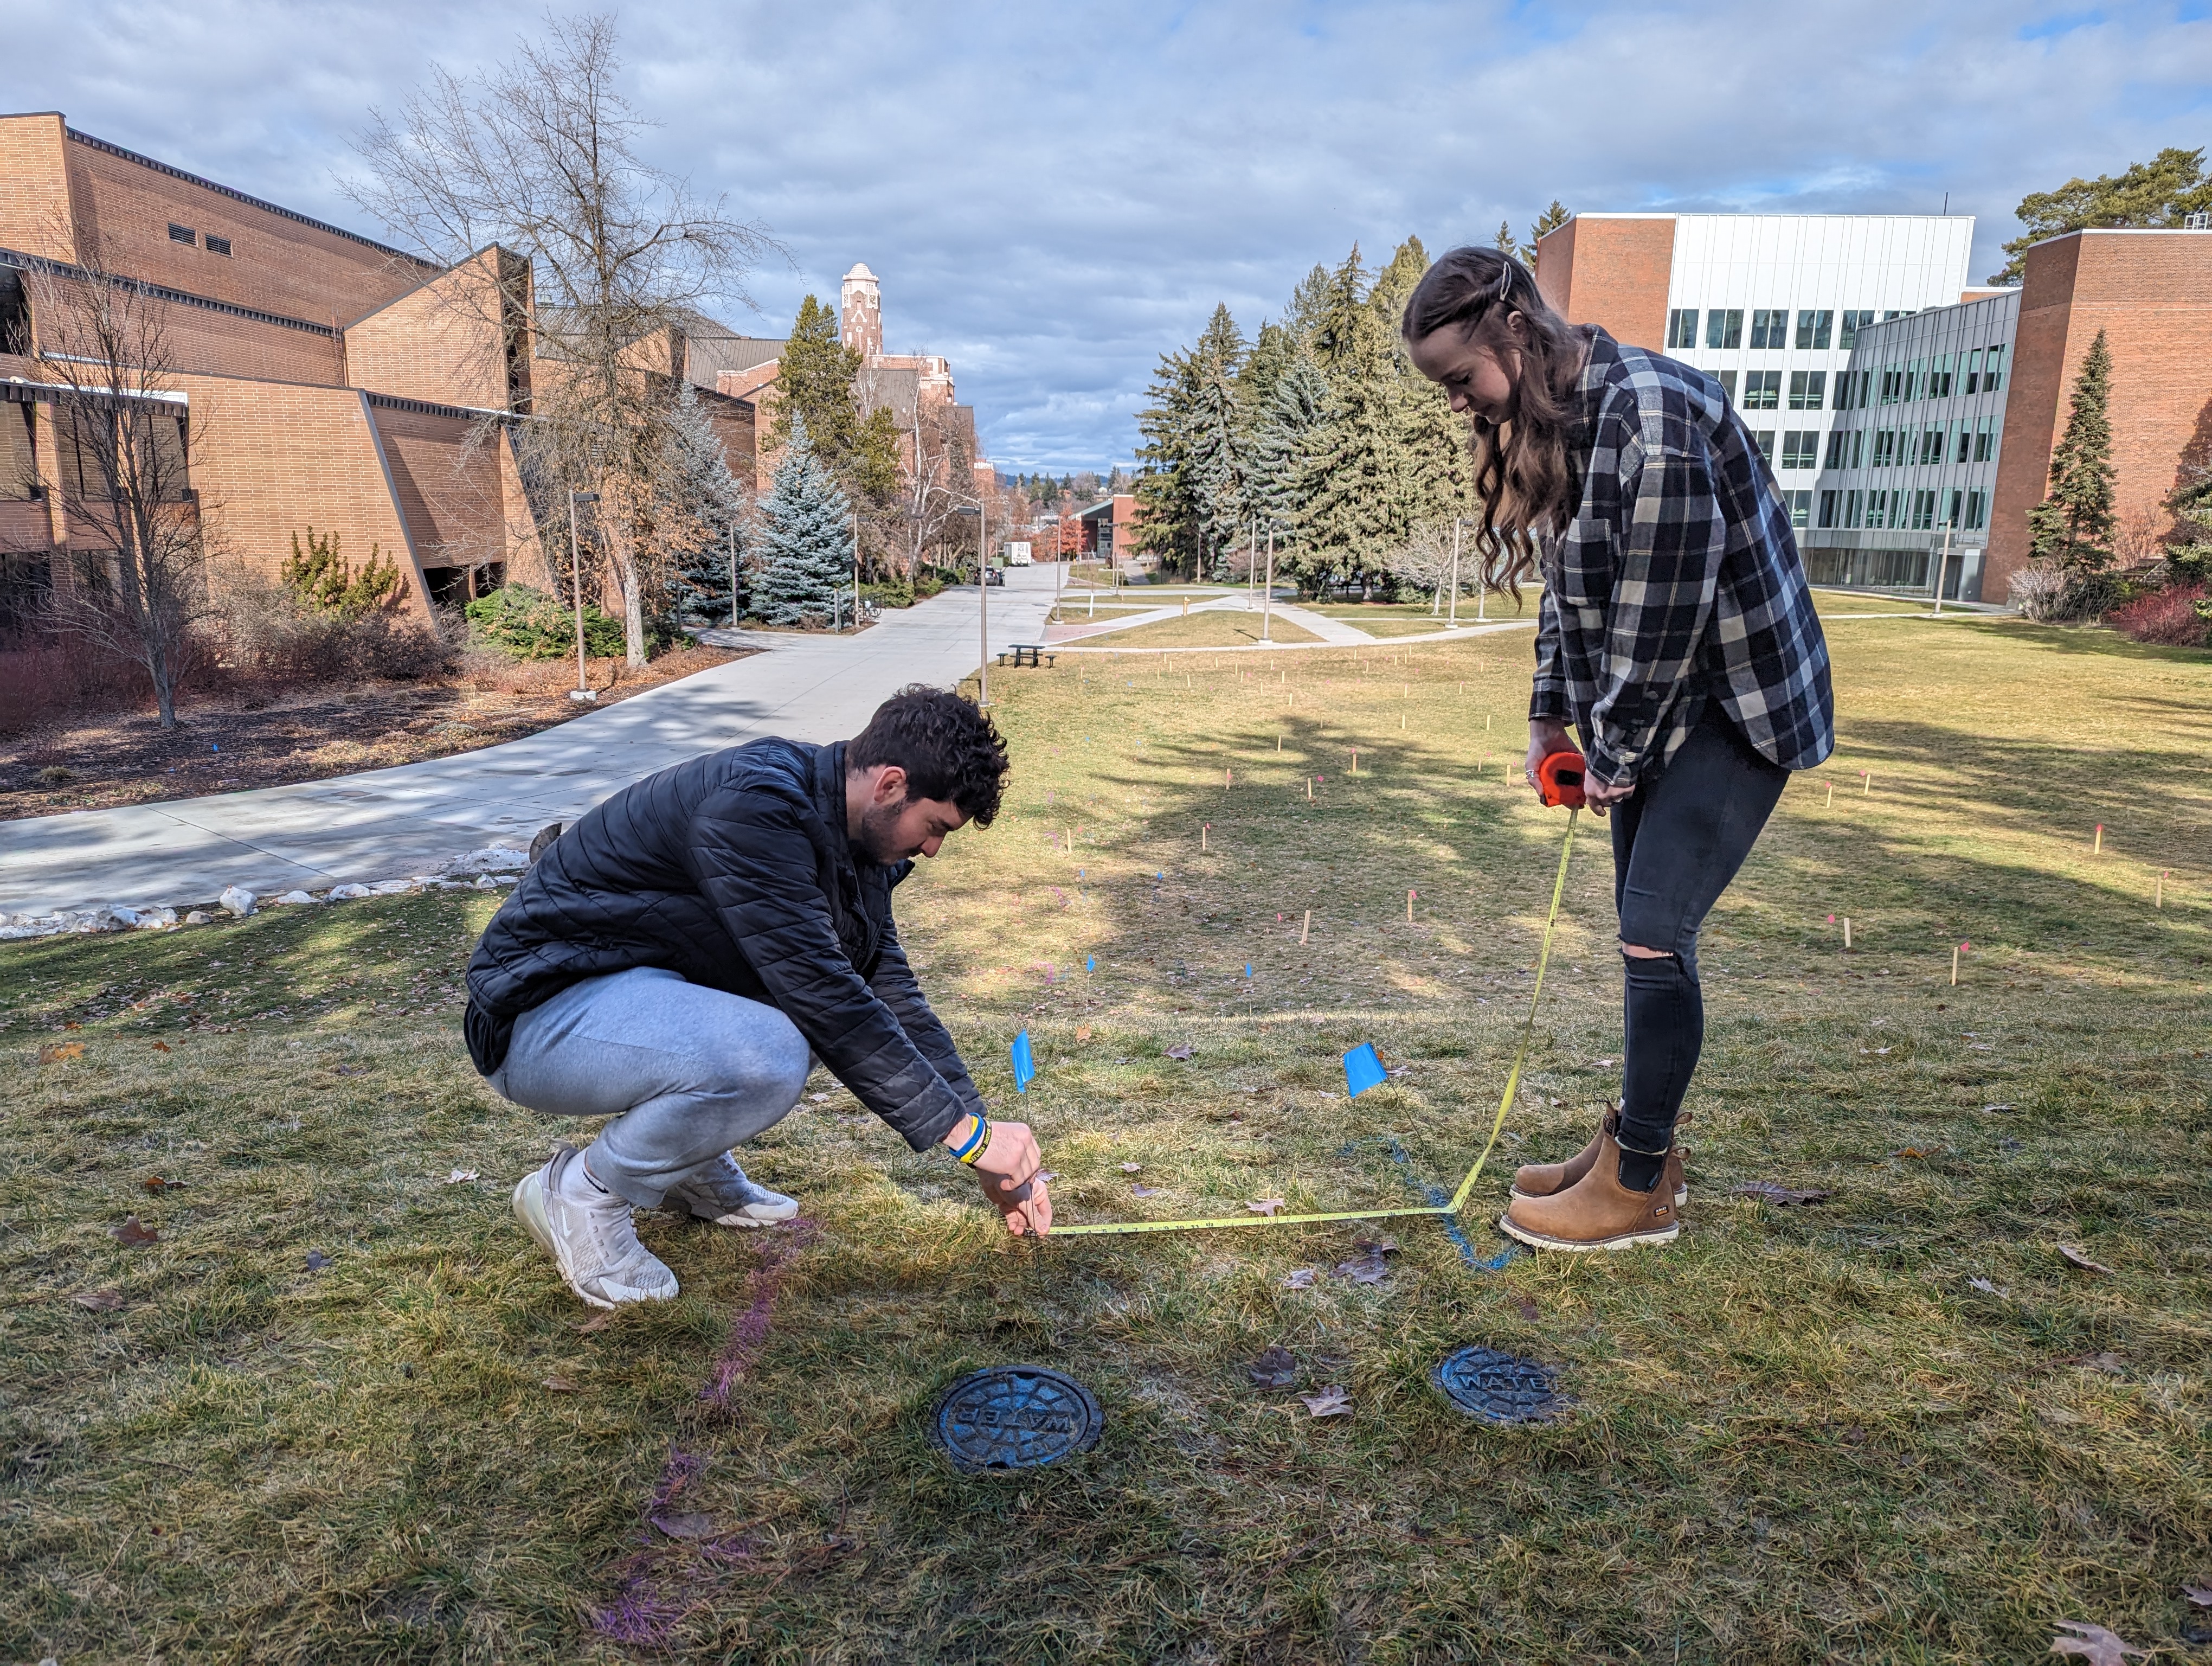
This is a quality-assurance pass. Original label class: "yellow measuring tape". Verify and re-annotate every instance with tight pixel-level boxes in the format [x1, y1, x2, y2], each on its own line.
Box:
[1052, 808, 1581, 1239]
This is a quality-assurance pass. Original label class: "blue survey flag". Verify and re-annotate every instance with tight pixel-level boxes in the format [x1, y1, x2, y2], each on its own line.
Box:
[1086, 955, 1096, 971]
[1342, 1042, 1386, 1098]
[1011, 1030, 1037, 1093]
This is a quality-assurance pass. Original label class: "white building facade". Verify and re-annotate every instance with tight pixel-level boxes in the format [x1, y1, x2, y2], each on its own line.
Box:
[1648, 215, 1977, 537]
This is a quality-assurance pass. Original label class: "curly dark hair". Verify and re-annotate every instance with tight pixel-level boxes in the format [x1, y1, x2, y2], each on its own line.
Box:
[847, 685, 1009, 826]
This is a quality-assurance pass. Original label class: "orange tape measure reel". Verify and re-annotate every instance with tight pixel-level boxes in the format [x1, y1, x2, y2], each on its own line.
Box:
[1534, 747, 1587, 810]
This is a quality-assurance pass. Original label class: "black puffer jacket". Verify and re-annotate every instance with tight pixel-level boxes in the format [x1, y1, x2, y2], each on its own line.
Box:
[464, 737, 982, 1151]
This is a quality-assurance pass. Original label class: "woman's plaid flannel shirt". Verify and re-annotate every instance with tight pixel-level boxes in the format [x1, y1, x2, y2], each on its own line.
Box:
[1532, 330, 1835, 789]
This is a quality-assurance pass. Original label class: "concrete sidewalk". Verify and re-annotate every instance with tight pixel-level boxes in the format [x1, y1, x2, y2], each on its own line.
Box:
[0, 571, 1056, 917]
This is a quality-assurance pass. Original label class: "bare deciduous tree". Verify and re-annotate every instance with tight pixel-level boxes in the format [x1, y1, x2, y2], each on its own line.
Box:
[346, 13, 776, 665]
[23, 249, 213, 727]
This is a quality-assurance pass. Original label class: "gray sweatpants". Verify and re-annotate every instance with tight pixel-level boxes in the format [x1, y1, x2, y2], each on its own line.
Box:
[488, 967, 812, 1208]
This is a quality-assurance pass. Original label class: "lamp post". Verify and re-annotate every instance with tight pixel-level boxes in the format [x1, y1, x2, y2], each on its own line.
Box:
[953, 499, 989, 706]
[1932, 519, 1954, 616]
[1449, 518, 1461, 629]
[569, 490, 600, 704]
[1263, 526, 1275, 643]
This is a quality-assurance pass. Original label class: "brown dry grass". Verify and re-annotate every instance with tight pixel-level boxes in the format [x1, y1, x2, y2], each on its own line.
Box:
[1, 614, 2209, 1662]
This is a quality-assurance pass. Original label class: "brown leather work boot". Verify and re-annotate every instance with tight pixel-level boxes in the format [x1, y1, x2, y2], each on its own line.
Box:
[1499, 1123, 1681, 1252]
[1512, 1108, 1688, 1207]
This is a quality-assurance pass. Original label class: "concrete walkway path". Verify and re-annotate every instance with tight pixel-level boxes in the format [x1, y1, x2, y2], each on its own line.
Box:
[0, 570, 1057, 917]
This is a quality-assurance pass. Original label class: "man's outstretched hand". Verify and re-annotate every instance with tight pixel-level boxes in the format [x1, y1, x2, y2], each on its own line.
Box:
[966, 1118, 1052, 1236]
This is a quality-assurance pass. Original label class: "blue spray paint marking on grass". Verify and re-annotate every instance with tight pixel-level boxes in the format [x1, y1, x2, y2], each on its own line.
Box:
[1334, 1139, 1522, 1271]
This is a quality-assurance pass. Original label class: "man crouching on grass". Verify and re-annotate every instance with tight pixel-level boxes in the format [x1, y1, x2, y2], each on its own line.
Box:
[462, 685, 1050, 1309]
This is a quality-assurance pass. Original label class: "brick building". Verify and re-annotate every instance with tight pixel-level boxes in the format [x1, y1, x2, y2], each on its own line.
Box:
[0, 110, 757, 615]
[717, 262, 985, 494]
[1533, 210, 2212, 601]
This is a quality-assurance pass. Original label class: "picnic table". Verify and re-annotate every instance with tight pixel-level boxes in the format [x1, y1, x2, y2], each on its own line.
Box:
[997, 644, 1057, 669]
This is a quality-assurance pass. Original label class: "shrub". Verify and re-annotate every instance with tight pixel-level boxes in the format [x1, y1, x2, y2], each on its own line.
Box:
[2008, 562, 2127, 623]
[281, 528, 405, 619]
[2108, 582, 2211, 648]
[220, 565, 454, 683]
[861, 579, 914, 610]
[465, 584, 626, 661]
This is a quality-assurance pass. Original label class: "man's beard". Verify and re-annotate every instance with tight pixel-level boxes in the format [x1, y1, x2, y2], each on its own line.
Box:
[857, 798, 911, 864]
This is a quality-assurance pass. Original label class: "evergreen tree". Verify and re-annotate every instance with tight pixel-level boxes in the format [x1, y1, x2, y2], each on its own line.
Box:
[1186, 303, 1253, 564]
[768, 296, 900, 510]
[1494, 220, 1523, 261]
[1238, 320, 1297, 425]
[1308, 245, 1370, 373]
[2027, 329, 2117, 571]
[1527, 199, 1571, 249]
[2161, 414, 2212, 584]
[1250, 349, 1330, 552]
[1996, 148, 2212, 283]
[663, 379, 750, 621]
[753, 412, 856, 626]
[1296, 238, 1471, 590]
[1134, 347, 1204, 574]
[1281, 263, 1333, 347]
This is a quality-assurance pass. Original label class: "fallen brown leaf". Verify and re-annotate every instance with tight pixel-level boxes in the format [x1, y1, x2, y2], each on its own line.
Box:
[1247, 1345, 1298, 1389]
[305, 1251, 333, 1272]
[1131, 1184, 1161, 1198]
[143, 1176, 177, 1193]
[72, 1289, 123, 1311]
[445, 1169, 480, 1184]
[111, 1215, 159, 1247]
[1298, 1384, 1352, 1418]
[1075, 1025, 1093, 1041]
[1283, 1268, 1319, 1290]
[543, 1375, 580, 1393]
[650, 1511, 717, 1540]
[1516, 1297, 1540, 1322]
[1165, 1043, 1194, 1060]
[1335, 1250, 1391, 1285]
[1968, 1277, 2009, 1297]
[38, 1042, 86, 1065]
[575, 1312, 616, 1335]
[1890, 1146, 1930, 1159]
[2048, 1619, 2148, 1663]
[2057, 1244, 2114, 1276]
[62, 1021, 82, 1030]
[2183, 1583, 2212, 1607]
[1119, 1162, 1142, 1172]
[2078, 1352, 2125, 1374]
[151, 1041, 171, 1053]
[1731, 1181, 1831, 1206]
[1246, 1198, 1285, 1217]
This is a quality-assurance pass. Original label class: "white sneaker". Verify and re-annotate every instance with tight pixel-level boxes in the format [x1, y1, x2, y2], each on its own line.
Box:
[511, 1143, 679, 1309]
[661, 1151, 800, 1228]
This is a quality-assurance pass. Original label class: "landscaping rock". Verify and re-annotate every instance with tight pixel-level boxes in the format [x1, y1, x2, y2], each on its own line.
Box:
[184, 911, 211, 924]
[273, 890, 317, 905]
[326, 883, 372, 900]
[220, 886, 256, 918]
[132, 906, 179, 928]
[441, 846, 528, 878]
[368, 879, 414, 895]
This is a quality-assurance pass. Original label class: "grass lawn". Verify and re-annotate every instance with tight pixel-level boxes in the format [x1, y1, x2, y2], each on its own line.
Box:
[1081, 611, 1324, 650]
[4, 618, 2210, 1663]
[1308, 596, 1544, 638]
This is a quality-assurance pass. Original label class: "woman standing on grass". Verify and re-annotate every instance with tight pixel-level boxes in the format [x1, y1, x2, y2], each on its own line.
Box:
[1404, 246, 1835, 1252]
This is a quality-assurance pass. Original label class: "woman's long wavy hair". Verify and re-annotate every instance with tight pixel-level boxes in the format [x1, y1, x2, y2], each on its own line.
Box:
[1401, 246, 1590, 593]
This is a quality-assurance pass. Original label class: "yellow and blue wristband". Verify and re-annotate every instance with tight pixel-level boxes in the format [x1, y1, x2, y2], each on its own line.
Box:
[949, 1113, 992, 1165]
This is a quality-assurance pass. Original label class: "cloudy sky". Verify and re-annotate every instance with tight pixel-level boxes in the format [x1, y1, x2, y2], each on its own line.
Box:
[9, 1, 2210, 470]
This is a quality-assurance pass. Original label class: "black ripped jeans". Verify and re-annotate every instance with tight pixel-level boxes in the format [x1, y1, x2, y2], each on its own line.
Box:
[1607, 703, 1789, 1166]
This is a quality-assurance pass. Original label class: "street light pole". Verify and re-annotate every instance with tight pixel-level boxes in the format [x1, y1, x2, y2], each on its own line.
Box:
[570, 490, 600, 704]
[979, 497, 989, 707]
[1932, 520, 1954, 615]
[1263, 527, 1275, 643]
[1449, 518, 1461, 629]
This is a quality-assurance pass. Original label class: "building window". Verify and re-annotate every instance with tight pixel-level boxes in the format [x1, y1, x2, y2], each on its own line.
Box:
[1982, 344, 2005, 392]
[1845, 489, 1864, 528]
[1819, 489, 1839, 528]
[1926, 354, 1954, 399]
[1824, 430, 1851, 469]
[1795, 309, 1835, 350]
[1973, 417, 1997, 462]
[1706, 309, 1743, 349]
[168, 223, 196, 246]
[1918, 425, 1949, 465]
[1786, 490, 1812, 529]
[1851, 429, 1865, 467]
[1964, 490, 1987, 530]
[1879, 367, 1904, 404]
[1667, 309, 1700, 350]
[1911, 489, 1938, 530]
[1750, 308, 1790, 350]
[205, 234, 232, 257]
[1946, 489, 1963, 528]
[1964, 348, 1984, 393]
[1872, 430, 1897, 467]
[1751, 429, 1776, 463]
[1716, 369, 1738, 401]
[1866, 489, 1888, 527]
[1838, 310, 1875, 349]
[1954, 426, 1973, 464]
[1782, 430, 1819, 470]
[1742, 370, 1782, 409]
[1788, 370, 1827, 410]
